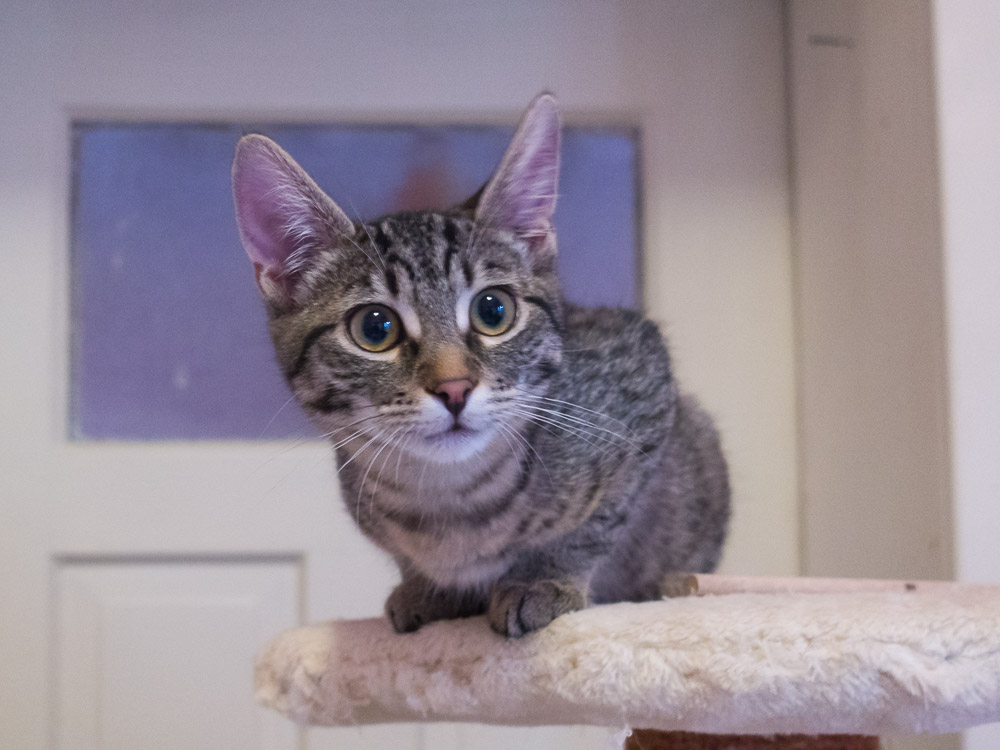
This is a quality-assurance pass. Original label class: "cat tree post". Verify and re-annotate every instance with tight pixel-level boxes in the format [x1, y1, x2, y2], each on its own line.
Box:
[254, 576, 1000, 747]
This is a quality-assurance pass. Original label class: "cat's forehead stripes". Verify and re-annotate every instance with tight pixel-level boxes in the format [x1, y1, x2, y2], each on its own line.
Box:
[360, 213, 527, 289]
[353, 214, 478, 311]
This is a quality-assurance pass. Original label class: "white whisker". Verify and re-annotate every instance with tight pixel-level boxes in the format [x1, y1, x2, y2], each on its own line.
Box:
[505, 408, 619, 459]
[494, 415, 555, 485]
[393, 428, 416, 487]
[513, 388, 632, 431]
[512, 400, 645, 453]
[361, 424, 407, 521]
[255, 394, 298, 439]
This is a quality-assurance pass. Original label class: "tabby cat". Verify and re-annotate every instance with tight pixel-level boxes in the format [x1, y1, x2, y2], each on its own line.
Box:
[231, 94, 730, 637]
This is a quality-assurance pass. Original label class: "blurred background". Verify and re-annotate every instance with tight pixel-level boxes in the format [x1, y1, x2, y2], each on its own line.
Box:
[2, 1, 997, 749]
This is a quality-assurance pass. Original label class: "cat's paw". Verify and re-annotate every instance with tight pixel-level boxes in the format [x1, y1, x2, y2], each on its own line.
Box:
[385, 581, 434, 633]
[659, 572, 699, 598]
[487, 579, 585, 638]
[385, 580, 485, 634]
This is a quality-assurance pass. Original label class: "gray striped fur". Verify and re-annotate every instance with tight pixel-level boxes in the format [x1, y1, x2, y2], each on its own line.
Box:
[233, 97, 729, 637]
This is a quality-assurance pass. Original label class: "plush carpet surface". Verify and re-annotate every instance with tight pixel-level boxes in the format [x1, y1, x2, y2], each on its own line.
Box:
[256, 586, 1000, 735]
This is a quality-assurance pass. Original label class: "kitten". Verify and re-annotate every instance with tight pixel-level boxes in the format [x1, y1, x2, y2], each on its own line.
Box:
[231, 94, 730, 637]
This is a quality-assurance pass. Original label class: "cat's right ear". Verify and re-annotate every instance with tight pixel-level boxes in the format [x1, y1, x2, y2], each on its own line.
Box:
[232, 134, 354, 309]
[475, 93, 561, 253]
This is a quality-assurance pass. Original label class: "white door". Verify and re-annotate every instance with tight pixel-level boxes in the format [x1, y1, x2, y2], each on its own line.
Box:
[0, 3, 614, 748]
[1, 2, 796, 749]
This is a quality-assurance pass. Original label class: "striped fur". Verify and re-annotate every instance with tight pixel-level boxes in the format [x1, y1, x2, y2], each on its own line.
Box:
[233, 96, 730, 637]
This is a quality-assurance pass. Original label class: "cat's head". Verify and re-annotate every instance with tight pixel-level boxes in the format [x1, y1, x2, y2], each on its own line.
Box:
[232, 94, 564, 463]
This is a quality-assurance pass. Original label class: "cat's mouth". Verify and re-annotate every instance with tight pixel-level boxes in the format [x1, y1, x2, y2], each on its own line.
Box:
[424, 422, 481, 448]
[404, 421, 492, 464]
[433, 422, 476, 439]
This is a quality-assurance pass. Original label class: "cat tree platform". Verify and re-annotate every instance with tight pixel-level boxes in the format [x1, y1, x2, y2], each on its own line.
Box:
[255, 576, 1000, 747]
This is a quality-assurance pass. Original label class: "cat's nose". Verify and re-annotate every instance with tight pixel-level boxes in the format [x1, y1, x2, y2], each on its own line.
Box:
[429, 377, 476, 417]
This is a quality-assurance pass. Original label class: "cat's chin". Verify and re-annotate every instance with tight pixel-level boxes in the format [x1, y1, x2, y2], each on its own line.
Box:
[409, 426, 493, 465]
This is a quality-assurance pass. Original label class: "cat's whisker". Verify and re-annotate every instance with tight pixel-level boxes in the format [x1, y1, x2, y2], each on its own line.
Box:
[512, 401, 647, 455]
[491, 419, 524, 465]
[504, 408, 620, 460]
[254, 430, 328, 496]
[375, 426, 417, 511]
[329, 428, 372, 452]
[345, 201, 386, 270]
[492, 421, 527, 472]
[363, 423, 407, 497]
[342, 231, 385, 273]
[255, 394, 299, 440]
[337, 428, 393, 525]
[491, 419, 543, 490]
[257, 435, 315, 466]
[508, 402, 621, 441]
[462, 183, 506, 260]
[505, 404, 629, 454]
[255, 425, 356, 473]
[511, 389, 633, 432]
[313, 411, 384, 442]
[393, 428, 417, 488]
[360, 424, 407, 521]
[265, 432, 364, 499]
[494, 415, 555, 485]
[253, 404, 382, 459]
[335, 431, 384, 477]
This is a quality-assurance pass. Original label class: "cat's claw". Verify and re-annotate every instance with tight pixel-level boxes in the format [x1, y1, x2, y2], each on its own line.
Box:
[488, 579, 585, 638]
[385, 580, 485, 634]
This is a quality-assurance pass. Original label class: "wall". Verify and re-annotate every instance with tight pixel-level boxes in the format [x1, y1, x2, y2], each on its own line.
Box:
[621, 3, 798, 574]
[933, 1, 1000, 748]
[788, 1, 953, 583]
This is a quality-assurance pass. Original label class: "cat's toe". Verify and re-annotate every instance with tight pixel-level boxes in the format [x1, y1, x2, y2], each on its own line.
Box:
[488, 579, 585, 638]
[385, 585, 427, 634]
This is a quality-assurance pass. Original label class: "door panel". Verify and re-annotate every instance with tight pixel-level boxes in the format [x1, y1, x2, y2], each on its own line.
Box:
[54, 558, 300, 750]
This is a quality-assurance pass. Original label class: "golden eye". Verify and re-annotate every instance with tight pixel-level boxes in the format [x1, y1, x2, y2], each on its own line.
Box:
[348, 304, 403, 352]
[470, 288, 516, 336]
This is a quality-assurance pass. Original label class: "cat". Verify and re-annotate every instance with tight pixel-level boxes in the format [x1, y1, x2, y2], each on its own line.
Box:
[231, 94, 730, 637]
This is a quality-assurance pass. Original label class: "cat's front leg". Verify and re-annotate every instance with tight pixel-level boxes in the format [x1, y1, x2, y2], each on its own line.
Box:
[385, 572, 486, 634]
[487, 577, 587, 638]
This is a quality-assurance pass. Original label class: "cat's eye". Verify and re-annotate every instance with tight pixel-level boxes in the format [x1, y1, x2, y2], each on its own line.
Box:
[347, 304, 403, 352]
[470, 288, 516, 336]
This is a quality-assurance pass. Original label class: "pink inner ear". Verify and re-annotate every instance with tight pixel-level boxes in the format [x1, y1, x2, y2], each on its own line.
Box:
[506, 143, 560, 235]
[477, 95, 562, 237]
[232, 137, 302, 272]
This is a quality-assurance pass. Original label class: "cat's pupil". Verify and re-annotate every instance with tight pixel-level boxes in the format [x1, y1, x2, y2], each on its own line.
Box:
[362, 310, 392, 343]
[478, 294, 505, 328]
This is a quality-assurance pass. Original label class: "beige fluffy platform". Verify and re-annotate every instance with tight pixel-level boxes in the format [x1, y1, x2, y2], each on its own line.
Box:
[254, 577, 1000, 736]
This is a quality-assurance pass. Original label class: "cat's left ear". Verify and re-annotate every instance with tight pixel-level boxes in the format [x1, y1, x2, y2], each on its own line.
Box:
[476, 93, 561, 250]
[232, 134, 354, 309]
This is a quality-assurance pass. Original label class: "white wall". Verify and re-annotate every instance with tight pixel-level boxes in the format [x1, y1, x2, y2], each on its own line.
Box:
[933, 1, 1000, 748]
[788, 1, 953, 584]
[620, 3, 798, 575]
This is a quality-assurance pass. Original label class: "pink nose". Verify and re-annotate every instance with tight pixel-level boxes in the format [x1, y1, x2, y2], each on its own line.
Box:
[429, 378, 475, 417]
